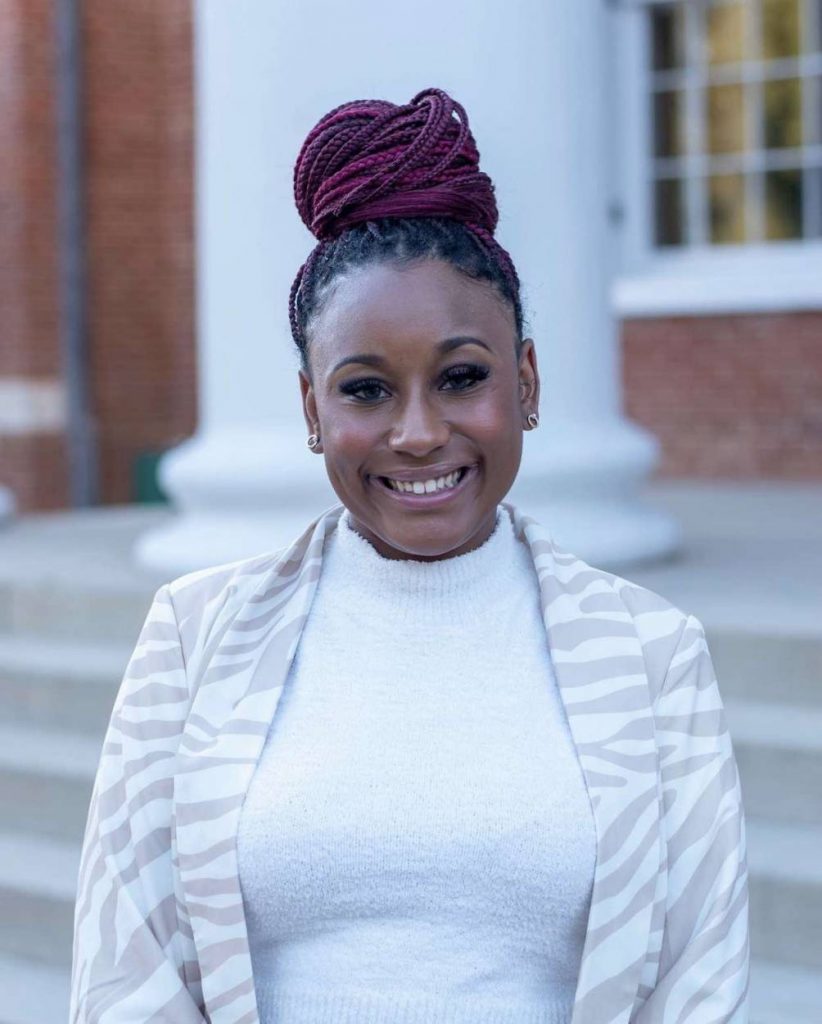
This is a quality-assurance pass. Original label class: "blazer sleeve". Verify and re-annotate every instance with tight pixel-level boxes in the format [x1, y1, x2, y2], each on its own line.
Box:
[636, 614, 751, 1023]
[69, 584, 206, 1023]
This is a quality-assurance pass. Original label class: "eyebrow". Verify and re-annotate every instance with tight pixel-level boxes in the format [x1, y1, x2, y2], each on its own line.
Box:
[330, 336, 493, 376]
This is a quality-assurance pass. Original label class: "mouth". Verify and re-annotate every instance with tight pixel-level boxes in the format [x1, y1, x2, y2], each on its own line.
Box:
[369, 465, 476, 508]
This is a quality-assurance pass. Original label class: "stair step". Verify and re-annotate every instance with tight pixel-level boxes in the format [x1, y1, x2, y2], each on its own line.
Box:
[749, 957, 822, 1023]
[0, 723, 100, 843]
[0, 578, 157, 646]
[0, 830, 79, 968]
[0, 506, 167, 646]
[746, 817, 822, 969]
[0, 635, 128, 735]
[709, 628, 822, 707]
[0, 952, 71, 1024]
[723, 698, 822, 824]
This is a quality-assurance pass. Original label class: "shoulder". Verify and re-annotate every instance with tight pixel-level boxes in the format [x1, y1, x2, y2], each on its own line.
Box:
[162, 546, 289, 661]
[566, 550, 710, 713]
[510, 502, 694, 703]
[578, 557, 697, 704]
[167, 546, 286, 605]
[156, 502, 343, 662]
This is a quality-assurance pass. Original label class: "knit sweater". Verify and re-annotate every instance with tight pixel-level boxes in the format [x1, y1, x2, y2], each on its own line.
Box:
[237, 504, 597, 1023]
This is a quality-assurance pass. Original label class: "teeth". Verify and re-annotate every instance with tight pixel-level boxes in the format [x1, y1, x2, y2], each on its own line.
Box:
[385, 468, 465, 494]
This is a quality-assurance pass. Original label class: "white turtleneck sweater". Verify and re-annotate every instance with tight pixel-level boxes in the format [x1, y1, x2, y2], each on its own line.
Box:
[237, 504, 596, 1023]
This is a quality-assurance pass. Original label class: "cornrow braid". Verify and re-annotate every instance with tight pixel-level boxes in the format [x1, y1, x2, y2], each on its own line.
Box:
[289, 88, 525, 376]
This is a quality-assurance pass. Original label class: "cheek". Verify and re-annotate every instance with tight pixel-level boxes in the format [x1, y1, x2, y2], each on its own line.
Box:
[323, 415, 378, 459]
[463, 389, 521, 442]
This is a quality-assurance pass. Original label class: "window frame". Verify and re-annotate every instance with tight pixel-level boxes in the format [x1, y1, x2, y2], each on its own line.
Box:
[612, 0, 822, 317]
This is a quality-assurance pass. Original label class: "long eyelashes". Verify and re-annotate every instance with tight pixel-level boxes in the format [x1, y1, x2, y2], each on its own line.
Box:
[339, 364, 490, 403]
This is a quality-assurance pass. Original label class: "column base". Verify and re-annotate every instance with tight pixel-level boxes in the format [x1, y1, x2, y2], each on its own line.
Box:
[0, 487, 17, 524]
[133, 426, 337, 576]
[507, 416, 682, 570]
[136, 419, 680, 576]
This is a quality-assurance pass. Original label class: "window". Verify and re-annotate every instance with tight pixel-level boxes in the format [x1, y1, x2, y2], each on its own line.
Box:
[650, 0, 822, 247]
[614, 0, 822, 314]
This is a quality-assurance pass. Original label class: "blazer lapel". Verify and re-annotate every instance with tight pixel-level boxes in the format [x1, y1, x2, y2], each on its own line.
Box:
[506, 502, 662, 1024]
[175, 500, 660, 1024]
[174, 502, 345, 1023]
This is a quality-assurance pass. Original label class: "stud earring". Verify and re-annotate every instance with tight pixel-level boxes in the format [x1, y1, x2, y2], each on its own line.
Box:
[307, 433, 321, 450]
[527, 412, 539, 429]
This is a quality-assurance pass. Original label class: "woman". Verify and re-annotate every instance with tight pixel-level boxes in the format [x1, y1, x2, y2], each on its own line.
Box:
[69, 88, 750, 1023]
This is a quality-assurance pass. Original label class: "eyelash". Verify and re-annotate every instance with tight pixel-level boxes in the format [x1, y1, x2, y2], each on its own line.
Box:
[340, 363, 490, 403]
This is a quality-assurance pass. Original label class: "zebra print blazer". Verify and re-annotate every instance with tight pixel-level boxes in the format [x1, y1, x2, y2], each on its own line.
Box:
[69, 500, 750, 1023]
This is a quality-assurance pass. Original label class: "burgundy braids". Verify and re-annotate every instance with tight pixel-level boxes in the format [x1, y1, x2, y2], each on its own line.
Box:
[289, 87, 523, 358]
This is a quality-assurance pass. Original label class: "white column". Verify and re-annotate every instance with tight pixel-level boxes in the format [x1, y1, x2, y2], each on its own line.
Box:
[135, 0, 678, 575]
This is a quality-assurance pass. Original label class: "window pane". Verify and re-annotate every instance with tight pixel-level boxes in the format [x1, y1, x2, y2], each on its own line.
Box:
[708, 83, 747, 152]
[811, 77, 822, 144]
[764, 78, 803, 148]
[651, 5, 686, 71]
[808, 168, 822, 236]
[653, 90, 685, 157]
[655, 178, 685, 245]
[709, 173, 747, 242]
[708, 2, 748, 65]
[761, 0, 801, 59]
[765, 169, 803, 238]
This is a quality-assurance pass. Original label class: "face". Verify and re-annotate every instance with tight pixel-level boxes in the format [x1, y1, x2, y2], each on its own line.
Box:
[298, 259, 540, 561]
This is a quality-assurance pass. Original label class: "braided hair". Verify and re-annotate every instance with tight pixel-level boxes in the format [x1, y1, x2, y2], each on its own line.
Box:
[289, 87, 526, 378]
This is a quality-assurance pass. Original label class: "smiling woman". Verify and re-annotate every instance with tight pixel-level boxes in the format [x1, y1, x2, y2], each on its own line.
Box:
[289, 88, 539, 562]
[69, 86, 749, 1024]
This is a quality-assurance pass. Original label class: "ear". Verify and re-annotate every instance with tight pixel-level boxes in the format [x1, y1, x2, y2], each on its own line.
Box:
[517, 338, 540, 414]
[298, 369, 322, 450]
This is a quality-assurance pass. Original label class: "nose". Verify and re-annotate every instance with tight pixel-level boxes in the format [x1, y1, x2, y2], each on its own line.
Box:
[388, 390, 450, 457]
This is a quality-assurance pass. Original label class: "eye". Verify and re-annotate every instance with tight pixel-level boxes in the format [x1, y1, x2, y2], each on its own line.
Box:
[339, 377, 389, 402]
[338, 363, 490, 403]
[441, 363, 490, 390]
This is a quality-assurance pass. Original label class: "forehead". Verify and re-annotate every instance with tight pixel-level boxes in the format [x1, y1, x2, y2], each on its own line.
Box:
[309, 259, 515, 372]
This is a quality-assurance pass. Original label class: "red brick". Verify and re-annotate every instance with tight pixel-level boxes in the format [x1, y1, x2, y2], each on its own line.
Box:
[622, 312, 822, 479]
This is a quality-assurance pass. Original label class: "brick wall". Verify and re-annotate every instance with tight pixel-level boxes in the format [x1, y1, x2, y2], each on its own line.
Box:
[0, 0, 195, 514]
[82, 0, 196, 504]
[0, 0, 70, 510]
[623, 312, 822, 479]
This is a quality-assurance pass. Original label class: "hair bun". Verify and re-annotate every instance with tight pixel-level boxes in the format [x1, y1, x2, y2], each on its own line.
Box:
[293, 87, 499, 242]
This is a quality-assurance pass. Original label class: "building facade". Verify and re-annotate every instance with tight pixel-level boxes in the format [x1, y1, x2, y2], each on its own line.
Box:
[0, 0, 196, 513]
[1, 0, 820, 518]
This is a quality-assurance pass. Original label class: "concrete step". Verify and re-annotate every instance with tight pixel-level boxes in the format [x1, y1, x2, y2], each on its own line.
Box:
[724, 699, 822, 825]
[0, 506, 167, 648]
[0, 577, 155, 647]
[0, 952, 71, 1024]
[0, 724, 100, 844]
[709, 628, 822, 708]
[749, 958, 822, 1024]
[0, 635, 128, 736]
[0, 830, 78, 969]
[747, 817, 822, 970]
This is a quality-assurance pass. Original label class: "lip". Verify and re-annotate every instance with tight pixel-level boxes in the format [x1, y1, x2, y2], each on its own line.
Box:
[374, 464, 468, 482]
[370, 464, 476, 509]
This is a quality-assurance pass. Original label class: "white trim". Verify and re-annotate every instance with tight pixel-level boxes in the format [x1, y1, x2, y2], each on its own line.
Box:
[613, 0, 822, 316]
[614, 241, 822, 316]
[0, 378, 67, 435]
